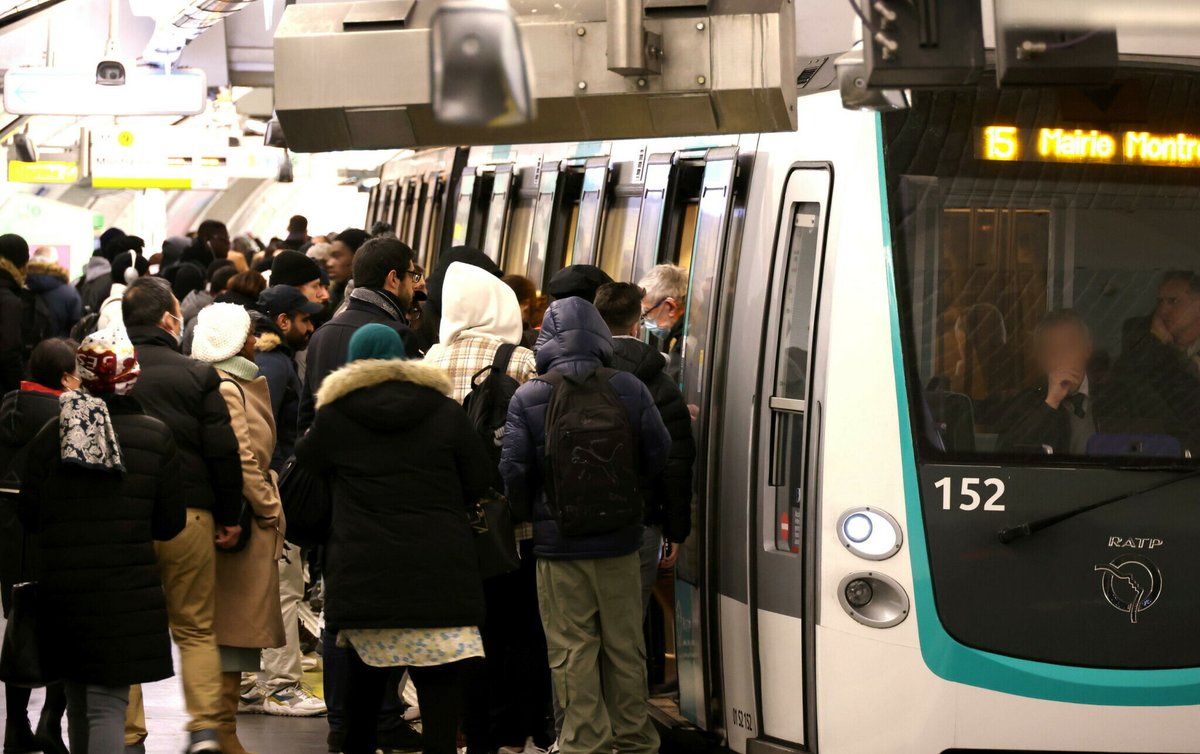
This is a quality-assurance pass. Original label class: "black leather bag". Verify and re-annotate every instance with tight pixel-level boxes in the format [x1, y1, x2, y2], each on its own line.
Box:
[471, 490, 520, 580]
[0, 534, 49, 691]
[278, 456, 332, 549]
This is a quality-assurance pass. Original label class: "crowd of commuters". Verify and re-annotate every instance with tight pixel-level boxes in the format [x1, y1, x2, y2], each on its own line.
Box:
[0, 214, 699, 754]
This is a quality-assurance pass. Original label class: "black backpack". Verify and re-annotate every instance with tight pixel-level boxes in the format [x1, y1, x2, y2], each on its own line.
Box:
[462, 343, 520, 485]
[540, 368, 642, 537]
[19, 289, 54, 363]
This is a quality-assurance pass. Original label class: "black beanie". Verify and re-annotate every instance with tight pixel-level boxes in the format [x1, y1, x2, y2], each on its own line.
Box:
[336, 228, 370, 253]
[0, 233, 30, 269]
[546, 265, 613, 303]
[271, 250, 323, 288]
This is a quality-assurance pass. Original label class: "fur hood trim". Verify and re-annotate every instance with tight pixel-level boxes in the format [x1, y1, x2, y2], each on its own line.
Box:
[0, 257, 25, 287]
[25, 260, 68, 282]
[317, 358, 453, 409]
[256, 331, 283, 353]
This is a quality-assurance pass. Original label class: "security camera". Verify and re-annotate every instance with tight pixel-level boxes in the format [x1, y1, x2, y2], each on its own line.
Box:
[95, 60, 126, 86]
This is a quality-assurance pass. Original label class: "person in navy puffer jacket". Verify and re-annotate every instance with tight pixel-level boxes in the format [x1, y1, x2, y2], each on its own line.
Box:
[500, 296, 669, 754]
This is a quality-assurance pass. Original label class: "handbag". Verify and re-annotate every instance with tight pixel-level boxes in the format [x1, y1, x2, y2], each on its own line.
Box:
[0, 533, 49, 688]
[278, 456, 332, 548]
[471, 489, 520, 580]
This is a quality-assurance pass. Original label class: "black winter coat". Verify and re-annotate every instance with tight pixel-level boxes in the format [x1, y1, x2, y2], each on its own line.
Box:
[296, 358, 491, 630]
[19, 395, 185, 685]
[254, 326, 300, 474]
[0, 261, 23, 394]
[128, 326, 243, 525]
[0, 385, 60, 616]
[299, 290, 416, 431]
[610, 336, 695, 543]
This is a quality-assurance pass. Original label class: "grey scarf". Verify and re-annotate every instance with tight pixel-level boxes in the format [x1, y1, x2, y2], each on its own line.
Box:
[349, 287, 403, 322]
[59, 390, 124, 472]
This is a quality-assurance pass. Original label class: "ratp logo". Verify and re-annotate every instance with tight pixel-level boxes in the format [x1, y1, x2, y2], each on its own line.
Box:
[1094, 554, 1162, 624]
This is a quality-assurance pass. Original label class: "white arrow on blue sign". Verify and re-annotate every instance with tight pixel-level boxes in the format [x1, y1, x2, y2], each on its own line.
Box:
[3, 67, 207, 117]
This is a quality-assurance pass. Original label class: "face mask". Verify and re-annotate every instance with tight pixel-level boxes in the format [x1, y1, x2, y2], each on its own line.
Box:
[640, 318, 670, 349]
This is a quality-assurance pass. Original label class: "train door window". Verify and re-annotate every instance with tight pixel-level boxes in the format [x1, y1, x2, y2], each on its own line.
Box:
[631, 155, 676, 283]
[570, 157, 610, 267]
[527, 162, 584, 290]
[483, 164, 516, 264]
[769, 204, 822, 551]
[527, 164, 563, 289]
[421, 173, 446, 271]
[380, 183, 395, 230]
[450, 167, 495, 249]
[676, 201, 700, 269]
[599, 194, 641, 280]
[390, 181, 406, 230]
[398, 179, 418, 243]
[366, 184, 382, 227]
[504, 169, 538, 276]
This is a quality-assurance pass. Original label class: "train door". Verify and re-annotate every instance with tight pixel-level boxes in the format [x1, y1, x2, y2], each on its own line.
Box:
[504, 167, 538, 276]
[747, 165, 831, 753]
[597, 159, 642, 281]
[398, 178, 418, 244]
[568, 157, 610, 267]
[482, 163, 516, 265]
[675, 145, 742, 729]
[366, 184, 382, 227]
[526, 160, 586, 290]
[450, 165, 494, 249]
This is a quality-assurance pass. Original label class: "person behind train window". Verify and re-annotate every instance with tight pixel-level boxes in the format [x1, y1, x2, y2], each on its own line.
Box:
[19, 328, 185, 754]
[296, 324, 492, 754]
[499, 297, 670, 754]
[997, 310, 1107, 455]
[0, 338, 78, 754]
[595, 282, 696, 608]
[504, 274, 541, 349]
[0, 234, 29, 393]
[121, 277, 243, 754]
[299, 236, 420, 432]
[638, 264, 689, 382]
[325, 227, 370, 311]
[949, 302, 1020, 428]
[1110, 270, 1200, 450]
[191, 303, 288, 754]
[423, 262, 548, 754]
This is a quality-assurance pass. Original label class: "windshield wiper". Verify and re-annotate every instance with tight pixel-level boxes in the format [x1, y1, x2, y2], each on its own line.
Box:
[997, 469, 1200, 544]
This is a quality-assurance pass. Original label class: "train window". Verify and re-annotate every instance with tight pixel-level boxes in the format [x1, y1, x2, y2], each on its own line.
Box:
[398, 179, 418, 243]
[390, 181, 405, 229]
[676, 201, 699, 269]
[450, 167, 494, 249]
[504, 195, 535, 275]
[366, 184, 382, 226]
[421, 174, 446, 271]
[526, 163, 584, 290]
[631, 155, 676, 283]
[570, 157, 610, 266]
[482, 164, 515, 264]
[598, 193, 641, 280]
[771, 203, 822, 551]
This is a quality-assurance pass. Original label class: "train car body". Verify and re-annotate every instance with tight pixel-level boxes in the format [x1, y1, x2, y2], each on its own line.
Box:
[370, 59, 1200, 753]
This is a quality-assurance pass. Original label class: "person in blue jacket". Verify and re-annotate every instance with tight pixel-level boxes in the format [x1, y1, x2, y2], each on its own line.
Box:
[500, 296, 670, 754]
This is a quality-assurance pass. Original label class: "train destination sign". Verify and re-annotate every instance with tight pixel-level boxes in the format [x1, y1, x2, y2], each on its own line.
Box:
[979, 125, 1200, 167]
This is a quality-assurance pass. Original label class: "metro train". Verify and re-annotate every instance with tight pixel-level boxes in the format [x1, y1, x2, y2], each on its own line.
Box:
[366, 61, 1200, 753]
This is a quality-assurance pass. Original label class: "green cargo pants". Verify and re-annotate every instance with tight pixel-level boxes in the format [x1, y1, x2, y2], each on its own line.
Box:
[536, 552, 660, 754]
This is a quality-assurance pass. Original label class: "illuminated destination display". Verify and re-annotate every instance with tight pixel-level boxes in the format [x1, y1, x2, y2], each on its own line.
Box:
[980, 125, 1200, 167]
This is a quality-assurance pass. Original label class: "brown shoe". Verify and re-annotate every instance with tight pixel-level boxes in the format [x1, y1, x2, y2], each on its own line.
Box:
[218, 672, 257, 754]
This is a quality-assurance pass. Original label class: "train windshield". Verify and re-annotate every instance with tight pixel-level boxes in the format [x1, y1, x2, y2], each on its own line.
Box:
[885, 72, 1200, 468]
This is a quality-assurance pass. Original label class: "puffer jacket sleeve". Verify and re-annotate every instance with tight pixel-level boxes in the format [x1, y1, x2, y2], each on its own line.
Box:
[500, 384, 536, 523]
[219, 379, 281, 526]
[152, 425, 186, 541]
[652, 373, 696, 543]
[199, 365, 244, 527]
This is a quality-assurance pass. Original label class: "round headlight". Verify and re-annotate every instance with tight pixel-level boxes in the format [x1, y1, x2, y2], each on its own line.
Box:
[836, 507, 903, 561]
[845, 578, 873, 608]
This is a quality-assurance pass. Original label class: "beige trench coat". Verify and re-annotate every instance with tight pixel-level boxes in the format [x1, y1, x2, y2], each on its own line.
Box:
[215, 371, 286, 649]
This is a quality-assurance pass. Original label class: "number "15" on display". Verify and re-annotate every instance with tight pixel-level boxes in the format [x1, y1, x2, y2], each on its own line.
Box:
[933, 477, 1006, 511]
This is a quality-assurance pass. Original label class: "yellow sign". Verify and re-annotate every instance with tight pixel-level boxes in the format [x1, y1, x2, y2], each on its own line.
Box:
[7, 160, 79, 184]
[117, 130, 135, 147]
[981, 125, 1200, 167]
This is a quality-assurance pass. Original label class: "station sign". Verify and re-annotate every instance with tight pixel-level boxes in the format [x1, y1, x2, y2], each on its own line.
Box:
[3, 67, 207, 117]
[7, 160, 80, 184]
[90, 126, 229, 190]
[980, 125, 1200, 168]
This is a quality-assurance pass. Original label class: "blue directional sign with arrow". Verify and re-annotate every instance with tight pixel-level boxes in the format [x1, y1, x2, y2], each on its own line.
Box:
[3, 67, 207, 116]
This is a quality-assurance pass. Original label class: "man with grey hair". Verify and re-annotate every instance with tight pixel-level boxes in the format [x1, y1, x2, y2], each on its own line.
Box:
[998, 309, 1101, 455]
[637, 264, 689, 380]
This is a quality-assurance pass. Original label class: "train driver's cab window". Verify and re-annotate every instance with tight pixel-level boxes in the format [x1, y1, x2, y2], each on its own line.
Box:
[889, 99, 1200, 466]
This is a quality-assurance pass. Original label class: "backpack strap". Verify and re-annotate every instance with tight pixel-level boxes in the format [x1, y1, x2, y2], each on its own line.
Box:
[492, 342, 518, 373]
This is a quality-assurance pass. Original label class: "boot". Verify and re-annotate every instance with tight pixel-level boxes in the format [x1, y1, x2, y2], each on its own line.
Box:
[34, 683, 69, 754]
[3, 720, 38, 754]
[217, 672, 257, 754]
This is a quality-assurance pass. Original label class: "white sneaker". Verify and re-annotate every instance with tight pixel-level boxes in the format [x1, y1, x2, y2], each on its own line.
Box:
[263, 683, 328, 717]
[546, 740, 560, 754]
[238, 682, 266, 714]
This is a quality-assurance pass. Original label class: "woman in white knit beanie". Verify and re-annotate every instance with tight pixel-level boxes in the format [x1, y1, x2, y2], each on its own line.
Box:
[192, 303, 286, 754]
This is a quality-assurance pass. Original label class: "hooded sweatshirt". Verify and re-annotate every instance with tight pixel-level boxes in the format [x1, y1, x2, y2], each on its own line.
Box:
[424, 262, 537, 403]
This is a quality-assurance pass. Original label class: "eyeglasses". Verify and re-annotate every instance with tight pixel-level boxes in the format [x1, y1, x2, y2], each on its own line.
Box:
[641, 298, 667, 318]
[406, 269, 424, 283]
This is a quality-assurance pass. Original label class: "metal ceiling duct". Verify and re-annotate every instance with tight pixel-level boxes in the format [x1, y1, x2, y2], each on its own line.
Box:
[273, 0, 797, 151]
[141, 0, 260, 66]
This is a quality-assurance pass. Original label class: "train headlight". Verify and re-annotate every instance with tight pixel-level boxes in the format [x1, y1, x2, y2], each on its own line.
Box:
[837, 507, 902, 560]
[844, 578, 873, 607]
[837, 572, 910, 628]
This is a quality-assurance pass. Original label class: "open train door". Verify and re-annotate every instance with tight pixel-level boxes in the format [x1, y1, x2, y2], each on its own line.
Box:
[747, 164, 831, 754]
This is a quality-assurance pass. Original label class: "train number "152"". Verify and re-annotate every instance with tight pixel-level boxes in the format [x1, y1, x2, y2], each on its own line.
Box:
[933, 477, 1006, 511]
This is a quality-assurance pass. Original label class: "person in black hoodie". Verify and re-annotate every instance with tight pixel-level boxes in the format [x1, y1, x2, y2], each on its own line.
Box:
[0, 234, 29, 393]
[19, 328, 185, 754]
[121, 277, 243, 754]
[0, 338, 77, 754]
[296, 324, 492, 754]
[594, 282, 695, 607]
[299, 237, 420, 431]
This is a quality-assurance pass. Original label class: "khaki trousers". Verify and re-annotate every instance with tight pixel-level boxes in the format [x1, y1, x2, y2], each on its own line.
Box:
[259, 541, 305, 691]
[537, 552, 659, 754]
[126, 509, 223, 744]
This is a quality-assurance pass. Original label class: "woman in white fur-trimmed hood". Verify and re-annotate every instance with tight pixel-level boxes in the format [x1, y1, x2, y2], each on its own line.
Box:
[295, 323, 493, 754]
